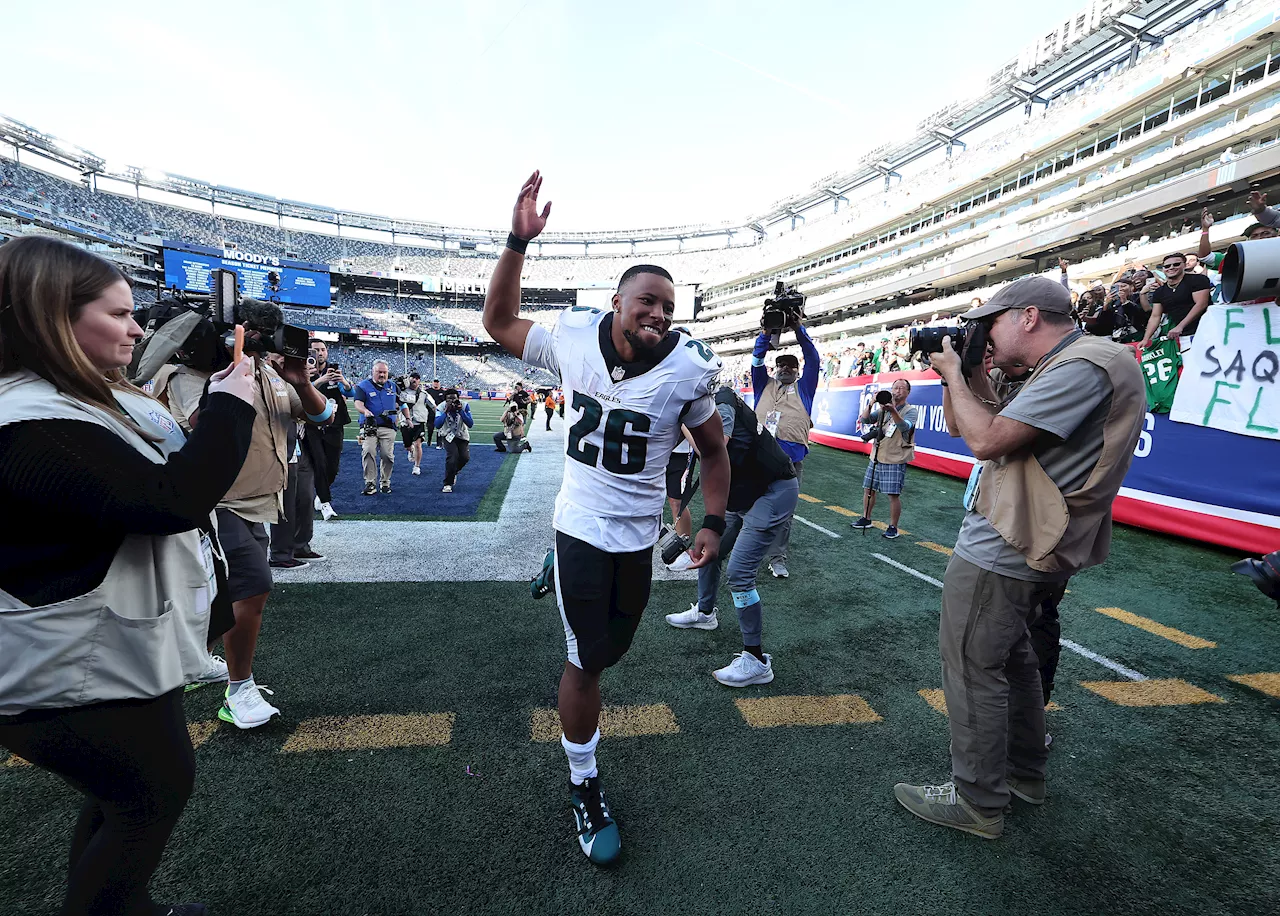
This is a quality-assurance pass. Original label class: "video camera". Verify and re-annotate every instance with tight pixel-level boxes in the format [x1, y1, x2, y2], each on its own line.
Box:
[762, 281, 806, 348]
[128, 269, 309, 382]
[908, 322, 989, 378]
[1220, 237, 1280, 302]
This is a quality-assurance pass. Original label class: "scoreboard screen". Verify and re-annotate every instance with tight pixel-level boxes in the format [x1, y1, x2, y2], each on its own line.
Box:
[162, 242, 332, 308]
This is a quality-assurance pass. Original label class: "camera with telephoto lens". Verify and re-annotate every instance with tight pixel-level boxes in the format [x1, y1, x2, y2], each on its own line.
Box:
[658, 524, 692, 566]
[908, 322, 989, 378]
[761, 281, 806, 347]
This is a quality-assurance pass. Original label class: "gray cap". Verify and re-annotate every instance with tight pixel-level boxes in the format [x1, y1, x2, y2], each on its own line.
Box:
[961, 276, 1073, 322]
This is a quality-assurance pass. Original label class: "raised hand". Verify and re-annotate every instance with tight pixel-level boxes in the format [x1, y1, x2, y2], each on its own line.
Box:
[1201, 207, 1214, 231]
[1249, 189, 1268, 214]
[512, 170, 552, 241]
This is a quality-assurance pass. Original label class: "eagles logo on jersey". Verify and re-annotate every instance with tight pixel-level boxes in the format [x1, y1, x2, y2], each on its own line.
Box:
[523, 307, 721, 552]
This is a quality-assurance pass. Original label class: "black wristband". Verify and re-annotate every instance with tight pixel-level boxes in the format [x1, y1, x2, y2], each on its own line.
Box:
[701, 515, 726, 536]
[506, 233, 530, 255]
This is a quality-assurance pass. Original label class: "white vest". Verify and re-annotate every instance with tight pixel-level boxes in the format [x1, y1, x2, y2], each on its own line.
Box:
[0, 370, 219, 713]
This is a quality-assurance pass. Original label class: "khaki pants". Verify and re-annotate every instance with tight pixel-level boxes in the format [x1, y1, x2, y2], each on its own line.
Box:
[361, 426, 396, 486]
[940, 555, 1059, 814]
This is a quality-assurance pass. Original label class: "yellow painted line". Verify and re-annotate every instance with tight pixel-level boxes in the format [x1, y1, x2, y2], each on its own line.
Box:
[4, 754, 31, 768]
[916, 541, 954, 557]
[1080, 678, 1225, 707]
[1227, 673, 1280, 698]
[871, 520, 909, 535]
[530, 704, 679, 742]
[1094, 607, 1216, 650]
[825, 505, 857, 517]
[919, 689, 1060, 717]
[280, 713, 455, 753]
[798, 493, 823, 503]
[188, 721, 218, 750]
[734, 694, 882, 728]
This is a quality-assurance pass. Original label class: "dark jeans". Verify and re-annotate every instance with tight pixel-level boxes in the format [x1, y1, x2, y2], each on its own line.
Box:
[545, 406, 554, 430]
[444, 438, 470, 486]
[1030, 581, 1067, 704]
[0, 688, 195, 916]
[319, 424, 345, 491]
[302, 429, 330, 505]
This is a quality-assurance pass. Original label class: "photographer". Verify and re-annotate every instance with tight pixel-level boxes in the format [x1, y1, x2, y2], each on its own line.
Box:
[495, 398, 532, 453]
[434, 388, 473, 493]
[399, 372, 433, 476]
[665, 386, 798, 686]
[165, 298, 334, 730]
[0, 237, 257, 914]
[751, 318, 817, 579]
[354, 360, 409, 495]
[309, 340, 352, 517]
[510, 380, 532, 429]
[894, 276, 1144, 839]
[425, 378, 447, 448]
[850, 380, 918, 538]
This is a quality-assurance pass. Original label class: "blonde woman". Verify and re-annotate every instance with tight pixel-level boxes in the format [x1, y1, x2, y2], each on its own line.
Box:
[0, 237, 256, 916]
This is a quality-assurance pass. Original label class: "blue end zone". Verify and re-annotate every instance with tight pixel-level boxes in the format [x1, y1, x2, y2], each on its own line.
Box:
[328, 440, 507, 517]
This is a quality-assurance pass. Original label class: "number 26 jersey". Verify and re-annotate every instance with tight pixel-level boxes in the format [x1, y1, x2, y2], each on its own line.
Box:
[523, 308, 720, 552]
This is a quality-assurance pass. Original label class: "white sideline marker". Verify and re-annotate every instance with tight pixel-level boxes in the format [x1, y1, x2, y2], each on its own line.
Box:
[873, 553, 943, 587]
[871, 554, 1149, 681]
[794, 515, 841, 539]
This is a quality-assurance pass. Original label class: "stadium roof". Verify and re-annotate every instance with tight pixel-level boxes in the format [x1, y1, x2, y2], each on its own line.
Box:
[0, 0, 1229, 250]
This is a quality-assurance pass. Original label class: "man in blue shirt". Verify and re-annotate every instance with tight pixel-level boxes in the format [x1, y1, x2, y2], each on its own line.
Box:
[354, 360, 409, 495]
[751, 319, 819, 579]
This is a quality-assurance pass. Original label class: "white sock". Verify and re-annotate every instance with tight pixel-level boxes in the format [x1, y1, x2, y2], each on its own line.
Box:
[561, 729, 601, 785]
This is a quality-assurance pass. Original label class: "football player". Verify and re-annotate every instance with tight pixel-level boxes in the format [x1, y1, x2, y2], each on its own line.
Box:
[483, 171, 730, 866]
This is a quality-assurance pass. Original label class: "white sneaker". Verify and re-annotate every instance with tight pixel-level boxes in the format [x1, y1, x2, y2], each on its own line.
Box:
[412, 466, 421, 476]
[442, 484, 453, 493]
[665, 603, 718, 630]
[319, 502, 338, 521]
[1045, 733, 1053, 750]
[218, 682, 280, 729]
[314, 495, 322, 511]
[713, 651, 774, 687]
[186, 653, 227, 691]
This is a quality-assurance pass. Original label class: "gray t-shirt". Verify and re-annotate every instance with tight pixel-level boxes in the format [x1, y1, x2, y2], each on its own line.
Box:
[954, 350, 1112, 581]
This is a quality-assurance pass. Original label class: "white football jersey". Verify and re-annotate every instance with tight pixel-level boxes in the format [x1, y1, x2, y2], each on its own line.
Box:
[523, 307, 721, 552]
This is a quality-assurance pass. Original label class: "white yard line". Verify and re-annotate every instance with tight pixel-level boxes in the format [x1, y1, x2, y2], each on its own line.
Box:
[794, 515, 841, 539]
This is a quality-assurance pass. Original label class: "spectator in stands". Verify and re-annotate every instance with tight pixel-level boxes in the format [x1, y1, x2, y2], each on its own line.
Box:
[399, 373, 433, 476]
[0, 238, 256, 916]
[309, 341, 352, 517]
[854, 343, 876, 376]
[751, 318, 818, 579]
[1138, 252, 1212, 349]
[166, 298, 335, 729]
[495, 399, 532, 453]
[435, 388, 473, 492]
[354, 360, 408, 496]
[1197, 206, 1277, 301]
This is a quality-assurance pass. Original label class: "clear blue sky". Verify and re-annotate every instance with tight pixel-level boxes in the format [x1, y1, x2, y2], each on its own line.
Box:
[4, 1, 1086, 230]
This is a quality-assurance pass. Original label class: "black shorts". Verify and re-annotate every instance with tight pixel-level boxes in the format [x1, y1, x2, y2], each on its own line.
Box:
[402, 423, 425, 447]
[665, 450, 692, 501]
[554, 530, 653, 674]
[215, 508, 272, 603]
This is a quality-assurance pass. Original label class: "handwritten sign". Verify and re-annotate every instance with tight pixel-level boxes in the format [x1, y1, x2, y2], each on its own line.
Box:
[1170, 303, 1280, 441]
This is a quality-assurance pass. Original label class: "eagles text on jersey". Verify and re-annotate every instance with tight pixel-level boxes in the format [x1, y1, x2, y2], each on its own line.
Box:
[522, 307, 721, 553]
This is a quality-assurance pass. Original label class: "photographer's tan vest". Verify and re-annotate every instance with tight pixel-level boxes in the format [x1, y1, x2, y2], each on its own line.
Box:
[757, 378, 812, 447]
[166, 360, 293, 505]
[872, 406, 916, 465]
[0, 371, 217, 713]
[974, 335, 1145, 575]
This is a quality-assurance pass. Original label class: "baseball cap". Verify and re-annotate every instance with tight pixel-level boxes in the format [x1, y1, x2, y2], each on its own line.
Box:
[962, 276, 1073, 322]
[775, 354, 799, 368]
[409, 371, 420, 379]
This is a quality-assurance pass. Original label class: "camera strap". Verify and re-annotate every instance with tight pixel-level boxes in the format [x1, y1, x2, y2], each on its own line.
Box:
[674, 453, 701, 518]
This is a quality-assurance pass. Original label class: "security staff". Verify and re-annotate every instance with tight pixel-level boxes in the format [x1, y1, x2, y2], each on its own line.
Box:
[354, 360, 408, 495]
[665, 386, 799, 687]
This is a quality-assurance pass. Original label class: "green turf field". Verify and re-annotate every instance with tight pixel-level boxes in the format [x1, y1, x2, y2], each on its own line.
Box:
[2, 443, 1277, 916]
